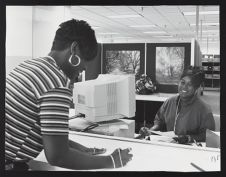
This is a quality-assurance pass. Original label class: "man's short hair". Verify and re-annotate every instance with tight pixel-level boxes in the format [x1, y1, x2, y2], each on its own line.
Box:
[51, 19, 98, 61]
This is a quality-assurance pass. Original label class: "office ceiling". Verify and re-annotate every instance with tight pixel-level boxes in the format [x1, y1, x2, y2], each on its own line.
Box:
[33, 5, 219, 51]
[67, 5, 219, 45]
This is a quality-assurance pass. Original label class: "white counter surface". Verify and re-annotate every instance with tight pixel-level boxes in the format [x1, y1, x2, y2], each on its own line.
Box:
[29, 131, 220, 172]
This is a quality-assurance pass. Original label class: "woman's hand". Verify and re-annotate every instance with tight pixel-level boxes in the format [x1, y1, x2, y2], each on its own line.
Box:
[173, 135, 190, 144]
[139, 127, 150, 137]
[84, 147, 106, 155]
[110, 148, 133, 168]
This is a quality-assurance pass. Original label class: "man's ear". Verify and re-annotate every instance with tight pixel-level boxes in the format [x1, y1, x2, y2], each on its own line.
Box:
[70, 41, 78, 54]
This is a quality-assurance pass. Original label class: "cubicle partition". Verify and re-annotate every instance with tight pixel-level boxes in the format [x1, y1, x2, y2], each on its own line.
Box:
[101, 43, 145, 77]
[146, 43, 191, 93]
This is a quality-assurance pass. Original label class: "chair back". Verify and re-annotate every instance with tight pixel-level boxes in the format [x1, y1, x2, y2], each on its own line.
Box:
[213, 114, 220, 132]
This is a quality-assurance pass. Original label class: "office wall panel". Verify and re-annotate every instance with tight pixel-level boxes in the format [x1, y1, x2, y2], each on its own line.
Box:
[146, 43, 191, 93]
[102, 43, 145, 79]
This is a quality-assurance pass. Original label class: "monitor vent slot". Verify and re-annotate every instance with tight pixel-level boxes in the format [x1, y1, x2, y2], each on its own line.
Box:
[107, 82, 117, 114]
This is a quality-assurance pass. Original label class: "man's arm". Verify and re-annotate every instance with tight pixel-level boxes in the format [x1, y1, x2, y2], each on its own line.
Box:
[42, 134, 112, 170]
[40, 88, 111, 169]
[68, 139, 106, 155]
[40, 88, 131, 169]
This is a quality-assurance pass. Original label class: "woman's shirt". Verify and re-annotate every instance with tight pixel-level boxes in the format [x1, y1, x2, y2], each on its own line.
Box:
[154, 94, 215, 141]
[5, 56, 73, 161]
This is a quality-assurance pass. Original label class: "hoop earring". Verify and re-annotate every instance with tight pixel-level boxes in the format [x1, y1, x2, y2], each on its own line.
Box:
[69, 54, 81, 67]
[194, 88, 199, 96]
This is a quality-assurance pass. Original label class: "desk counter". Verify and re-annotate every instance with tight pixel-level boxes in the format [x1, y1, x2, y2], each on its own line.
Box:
[29, 131, 220, 172]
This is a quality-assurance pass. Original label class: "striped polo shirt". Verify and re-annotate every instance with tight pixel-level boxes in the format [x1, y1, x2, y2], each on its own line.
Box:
[5, 56, 73, 161]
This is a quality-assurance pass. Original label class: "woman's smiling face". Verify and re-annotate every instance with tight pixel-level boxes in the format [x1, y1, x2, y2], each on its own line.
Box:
[178, 76, 196, 100]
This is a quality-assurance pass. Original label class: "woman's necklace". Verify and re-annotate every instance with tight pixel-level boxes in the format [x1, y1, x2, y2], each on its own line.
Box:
[173, 97, 181, 132]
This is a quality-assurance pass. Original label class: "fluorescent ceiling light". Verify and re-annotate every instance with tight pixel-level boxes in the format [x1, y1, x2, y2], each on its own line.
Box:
[107, 14, 141, 18]
[190, 23, 219, 26]
[201, 30, 219, 33]
[143, 31, 167, 34]
[130, 25, 156, 28]
[98, 32, 119, 35]
[160, 38, 178, 41]
[200, 41, 219, 43]
[92, 26, 100, 29]
[183, 11, 219, 16]
[114, 36, 132, 39]
[201, 34, 219, 37]
[153, 35, 173, 37]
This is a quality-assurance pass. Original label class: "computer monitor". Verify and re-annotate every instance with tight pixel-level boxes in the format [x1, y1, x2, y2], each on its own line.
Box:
[73, 74, 136, 122]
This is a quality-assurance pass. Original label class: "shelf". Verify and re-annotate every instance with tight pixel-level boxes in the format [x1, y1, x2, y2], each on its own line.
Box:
[205, 70, 213, 74]
[202, 61, 220, 64]
[205, 77, 220, 80]
[202, 54, 220, 89]
[207, 76, 220, 79]
[202, 55, 220, 63]
[202, 61, 213, 63]
[213, 67, 220, 71]
[202, 54, 214, 59]
[204, 87, 220, 91]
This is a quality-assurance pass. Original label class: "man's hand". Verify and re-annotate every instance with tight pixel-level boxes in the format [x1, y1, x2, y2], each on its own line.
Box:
[110, 148, 133, 168]
[84, 147, 106, 155]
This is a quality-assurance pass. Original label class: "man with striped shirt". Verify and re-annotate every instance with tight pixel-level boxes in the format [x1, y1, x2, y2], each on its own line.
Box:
[5, 19, 132, 170]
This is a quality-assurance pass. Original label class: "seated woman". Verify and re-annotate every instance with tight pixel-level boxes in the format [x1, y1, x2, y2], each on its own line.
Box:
[139, 66, 215, 144]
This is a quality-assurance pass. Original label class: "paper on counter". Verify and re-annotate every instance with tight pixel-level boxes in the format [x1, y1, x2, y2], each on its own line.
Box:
[150, 131, 176, 138]
[149, 135, 174, 143]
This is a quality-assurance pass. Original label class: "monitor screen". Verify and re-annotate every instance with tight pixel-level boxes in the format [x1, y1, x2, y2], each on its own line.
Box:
[73, 74, 136, 122]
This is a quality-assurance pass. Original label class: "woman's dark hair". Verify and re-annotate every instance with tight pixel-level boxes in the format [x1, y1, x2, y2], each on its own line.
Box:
[180, 66, 205, 89]
[51, 19, 98, 61]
